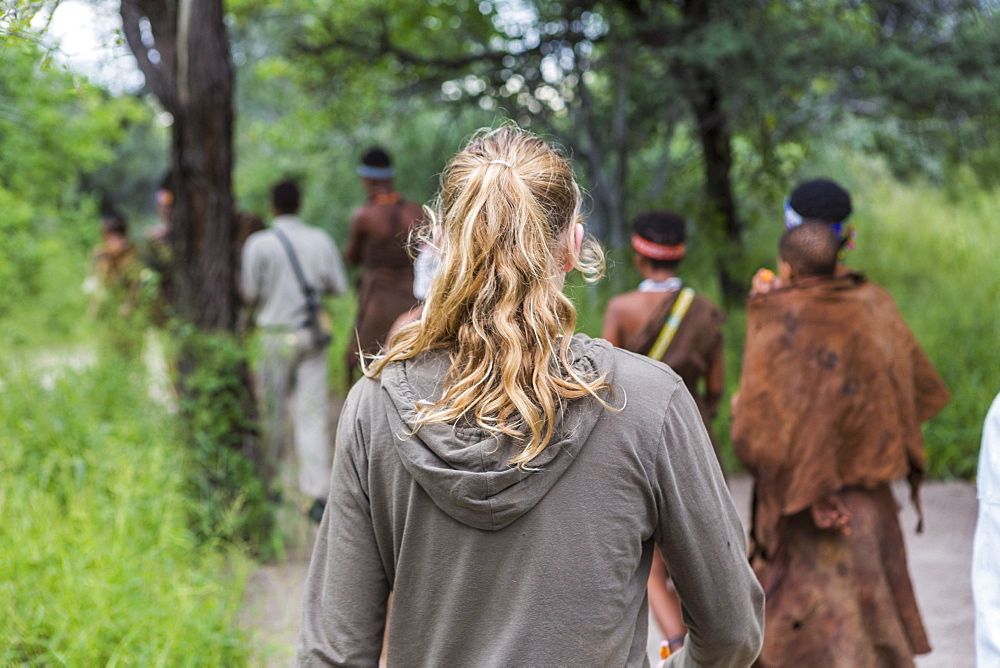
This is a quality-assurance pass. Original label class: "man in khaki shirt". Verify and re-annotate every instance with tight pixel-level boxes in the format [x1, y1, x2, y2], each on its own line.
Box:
[242, 180, 347, 521]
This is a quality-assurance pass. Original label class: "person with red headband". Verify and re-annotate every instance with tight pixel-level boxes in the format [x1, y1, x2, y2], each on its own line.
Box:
[602, 210, 725, 656]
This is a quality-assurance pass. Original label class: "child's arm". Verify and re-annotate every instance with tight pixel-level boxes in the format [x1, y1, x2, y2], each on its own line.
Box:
[750, 268, 783, 296]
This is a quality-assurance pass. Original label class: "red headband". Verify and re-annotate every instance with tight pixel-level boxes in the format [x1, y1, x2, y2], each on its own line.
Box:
[631, 234, 685, 261]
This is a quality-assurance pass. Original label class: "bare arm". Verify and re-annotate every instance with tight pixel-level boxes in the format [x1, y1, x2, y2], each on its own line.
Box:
[704, 332, 724, 419]
[322, 235, 349, 297]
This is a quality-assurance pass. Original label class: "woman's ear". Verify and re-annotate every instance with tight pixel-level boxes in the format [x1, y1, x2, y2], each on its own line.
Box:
[563, 222, 584, 272]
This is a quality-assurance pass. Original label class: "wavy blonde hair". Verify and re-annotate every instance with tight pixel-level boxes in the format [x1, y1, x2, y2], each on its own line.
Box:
[365, 126, 610, 468]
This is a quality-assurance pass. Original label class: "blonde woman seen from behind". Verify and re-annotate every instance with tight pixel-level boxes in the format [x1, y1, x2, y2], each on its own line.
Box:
[297, 126, 763, 667]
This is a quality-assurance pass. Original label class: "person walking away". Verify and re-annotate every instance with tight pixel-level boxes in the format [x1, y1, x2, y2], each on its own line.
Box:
[601, 210, 725, 655]
[85, 211, 146, 358]
[298, 126, 763, 666]
[732, 220, 949, 666]
[241, 180, 347, 523]
[344, 147, 423, 386]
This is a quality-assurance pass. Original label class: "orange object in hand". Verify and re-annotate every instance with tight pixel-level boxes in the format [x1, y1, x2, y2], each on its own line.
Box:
[756, 268, 775, 282]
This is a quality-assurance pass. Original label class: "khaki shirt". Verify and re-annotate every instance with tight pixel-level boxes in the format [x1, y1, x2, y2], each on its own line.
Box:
[241, 215, 347, 329]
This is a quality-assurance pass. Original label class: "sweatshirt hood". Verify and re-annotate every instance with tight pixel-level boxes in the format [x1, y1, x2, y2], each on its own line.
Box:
[379, 334, 615, 531]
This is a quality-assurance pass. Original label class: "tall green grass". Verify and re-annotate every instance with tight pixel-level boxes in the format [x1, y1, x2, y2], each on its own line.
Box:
[852, 179, 999, 478]
[0, 360, 253, 664]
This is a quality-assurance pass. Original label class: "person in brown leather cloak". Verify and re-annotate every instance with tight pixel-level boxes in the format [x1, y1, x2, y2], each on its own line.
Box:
[733, 188, 950, 667]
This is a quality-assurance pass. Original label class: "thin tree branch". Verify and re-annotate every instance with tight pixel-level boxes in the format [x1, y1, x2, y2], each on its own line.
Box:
[119, 0, 179, 113]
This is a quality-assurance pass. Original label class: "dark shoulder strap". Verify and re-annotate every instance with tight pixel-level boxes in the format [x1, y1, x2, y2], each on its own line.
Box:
[273, 227, 313, 297]
[626, 291, 678, 353]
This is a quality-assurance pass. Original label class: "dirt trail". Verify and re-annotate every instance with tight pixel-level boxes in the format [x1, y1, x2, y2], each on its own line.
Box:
[241, 476, 978, 667]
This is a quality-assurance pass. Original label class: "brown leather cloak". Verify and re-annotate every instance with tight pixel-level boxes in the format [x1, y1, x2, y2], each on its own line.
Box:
[731, 273, 950, 558]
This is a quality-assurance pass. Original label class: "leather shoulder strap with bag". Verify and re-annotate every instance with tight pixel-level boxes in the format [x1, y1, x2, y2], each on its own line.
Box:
[272, 227, 332, 348]
[647, 287, 696, 360]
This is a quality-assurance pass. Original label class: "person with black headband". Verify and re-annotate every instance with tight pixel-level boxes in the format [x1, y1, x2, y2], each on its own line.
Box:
[602, 210, 725, 657]
[344, 147, 424, 387]
[732, 180, 950, 666]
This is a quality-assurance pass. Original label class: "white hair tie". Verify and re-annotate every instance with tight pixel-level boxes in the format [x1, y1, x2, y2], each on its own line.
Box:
[488, 160, 512, 167]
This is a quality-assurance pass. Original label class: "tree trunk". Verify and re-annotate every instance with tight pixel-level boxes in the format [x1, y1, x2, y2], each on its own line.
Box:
[170, 0, 237, 330]
[120, 0, 265, 536]
[681, 0, 746, 302]
[120, 0, 238, 329]
[610, 39, 630, 250]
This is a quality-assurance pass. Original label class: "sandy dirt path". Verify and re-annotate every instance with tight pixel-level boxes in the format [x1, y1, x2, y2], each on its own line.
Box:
[241, 476, 978, 667]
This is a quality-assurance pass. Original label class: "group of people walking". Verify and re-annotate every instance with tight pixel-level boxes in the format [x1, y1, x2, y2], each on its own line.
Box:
[239, 149, 425, 521]
[93, 125, 967, 665]
[595, 176, 948, 665]
[275, 126, 953, 667]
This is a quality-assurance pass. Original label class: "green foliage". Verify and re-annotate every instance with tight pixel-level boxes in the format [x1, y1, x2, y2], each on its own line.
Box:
[232, 32, 497, 243]
[0, 360, 252, 664]
[0, 34, 152, 313]
[174, 327, 278, 556]
[1, 235, 96, 351]
[0, 186, 45, 306]
[233, 0, 1000, 270]
[851, 174, 999, 479]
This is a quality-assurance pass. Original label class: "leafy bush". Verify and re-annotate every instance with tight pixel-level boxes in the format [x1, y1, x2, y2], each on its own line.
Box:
[173, 327, 277, 556]
[0, 360, 252, 664]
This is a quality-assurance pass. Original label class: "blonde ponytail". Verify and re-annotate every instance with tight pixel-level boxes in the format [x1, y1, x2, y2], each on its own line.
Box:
[366, 126, 609, 467]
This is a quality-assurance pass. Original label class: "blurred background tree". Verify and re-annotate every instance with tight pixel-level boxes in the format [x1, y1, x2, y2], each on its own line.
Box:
[237, 0, 999, 299]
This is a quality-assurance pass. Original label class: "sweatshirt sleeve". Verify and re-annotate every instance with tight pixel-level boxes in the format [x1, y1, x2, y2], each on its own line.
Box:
[298, 382, 389, 666]
[654, 378, 764, 668]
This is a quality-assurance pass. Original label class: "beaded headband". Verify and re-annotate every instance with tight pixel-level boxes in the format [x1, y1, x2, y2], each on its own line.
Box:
[631, 234, 686, 261]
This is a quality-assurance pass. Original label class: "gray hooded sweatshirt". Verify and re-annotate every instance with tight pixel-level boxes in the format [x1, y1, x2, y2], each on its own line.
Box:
[299, 335, 763, 666]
